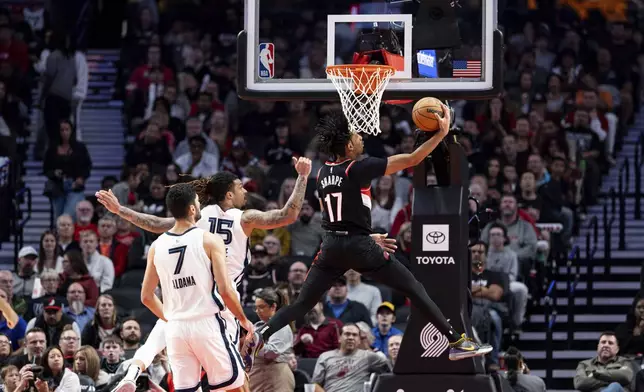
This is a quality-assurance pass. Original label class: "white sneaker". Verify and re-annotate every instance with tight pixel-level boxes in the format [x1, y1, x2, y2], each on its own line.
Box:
[111, 379, 136, 392]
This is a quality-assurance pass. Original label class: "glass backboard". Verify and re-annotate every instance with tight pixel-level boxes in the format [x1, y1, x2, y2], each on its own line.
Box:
[238, 0, 503, 100]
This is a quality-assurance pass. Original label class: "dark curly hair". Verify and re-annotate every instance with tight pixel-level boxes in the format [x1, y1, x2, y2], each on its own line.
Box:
[315, 110, 352, 159]
[184, 171, 238, 206]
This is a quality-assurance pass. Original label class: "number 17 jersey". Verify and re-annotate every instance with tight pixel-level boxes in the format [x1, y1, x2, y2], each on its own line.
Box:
[316, 157, 388, 235]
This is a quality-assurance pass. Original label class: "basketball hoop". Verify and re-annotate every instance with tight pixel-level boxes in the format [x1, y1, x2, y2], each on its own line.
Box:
[326, 64, 395, 136]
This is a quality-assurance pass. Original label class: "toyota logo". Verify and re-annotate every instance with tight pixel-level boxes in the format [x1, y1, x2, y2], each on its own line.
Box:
[426, 231, 446, 244]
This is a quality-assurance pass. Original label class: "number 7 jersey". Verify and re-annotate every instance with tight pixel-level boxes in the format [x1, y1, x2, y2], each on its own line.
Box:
[197, 204, 250, 289]
[317, 159, 375, 235]
[152, 227, 223, 320]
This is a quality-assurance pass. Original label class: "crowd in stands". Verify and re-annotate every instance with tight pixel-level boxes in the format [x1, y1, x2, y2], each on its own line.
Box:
[0, 0, 643, 391]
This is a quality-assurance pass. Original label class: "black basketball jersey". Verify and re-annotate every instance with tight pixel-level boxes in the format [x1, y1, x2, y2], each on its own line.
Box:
[316, 157, 388, 235]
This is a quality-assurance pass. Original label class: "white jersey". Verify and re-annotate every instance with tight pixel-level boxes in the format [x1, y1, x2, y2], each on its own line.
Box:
[197, 205, 251, 288]
[152, 227, 224, 320]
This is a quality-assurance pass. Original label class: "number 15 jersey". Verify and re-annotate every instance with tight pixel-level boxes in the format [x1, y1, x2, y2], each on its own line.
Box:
[197, 204, 250, 290]
[316, 157, 388, 235]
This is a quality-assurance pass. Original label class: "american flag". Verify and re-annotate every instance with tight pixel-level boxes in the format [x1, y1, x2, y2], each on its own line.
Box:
[453, 60, 482, 78]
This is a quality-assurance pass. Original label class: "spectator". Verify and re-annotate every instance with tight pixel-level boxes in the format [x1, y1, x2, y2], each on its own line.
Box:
[294, 301, 342, 359]
[481, 194, 538, 276]
[118, 318, 142, 359]
[99, 335, 124, 374]
[574, 332, 633, 392]
[37, 231, 64, 274]
[470, 241, 507, 369]
[240, 244, 279, 307]
[73, 201, 97, 241]
[55, 215, 80, 254]
[615, 294, 644, 356]
[43, 119, 92, 220]
[286, 261, 308, 302]
[1, 365, 20, 391]
[264, 119, 302, 166]
[12, 246, 38, 299]
[96, 216, 129, 278]
[58, 249, 99, 307]
[141, 177, 168, 217]
[173, 116, 219, 160]
[30, 269, 64, 317]
[26, 298, 81, 346]
[345, 270, 382, 324]
[59, 325, 80, 368]
[41, 33, 76, 149]
[288, 199, 324, 257]
[125, 120, 173, 174]
[323, 276, 372, 327]
[40, 345, 81, 391]
[82, 294, 119, 349]
[63, 283, 95, 332]
[371, 175, 404, 232]
[503, 347, 547, 391]
[0, 335, 13, 367]
[311, 323, 390, 392]
[387, 334, 402, 367]
[175, 134, 220, 178]
[249, 288, 294, 392]
[79, 231, 115, 293]
[9, 327, 46, 368]
[74, 345, 110, 388]
[111, 166, 143, 208]
[485, 225, 529, 329]
[371, 302, 402, 356]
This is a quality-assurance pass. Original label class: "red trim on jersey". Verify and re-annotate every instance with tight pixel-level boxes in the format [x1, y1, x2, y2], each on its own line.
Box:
[306, 250, 321, 281]
[345, 160, 357, 176]
[316, 167, 322, 182]
[361, 186, 372, 197]
[325, 159, 351, 166]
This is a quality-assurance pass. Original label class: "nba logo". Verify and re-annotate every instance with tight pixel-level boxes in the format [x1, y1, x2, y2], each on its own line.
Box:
[258, 43, 274, 79]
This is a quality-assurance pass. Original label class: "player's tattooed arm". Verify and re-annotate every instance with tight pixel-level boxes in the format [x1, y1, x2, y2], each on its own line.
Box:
[118, 207, 175, 234]
[95, 190, 175, 233]
[240, 157, 312, 234]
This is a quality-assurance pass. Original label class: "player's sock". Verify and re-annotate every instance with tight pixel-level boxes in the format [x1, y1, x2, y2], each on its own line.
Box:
[446, 328, 462, 343]
[124, 364, 142, 382]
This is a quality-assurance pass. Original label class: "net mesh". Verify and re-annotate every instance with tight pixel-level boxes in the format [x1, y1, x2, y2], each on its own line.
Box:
[326, 65, 395, 136]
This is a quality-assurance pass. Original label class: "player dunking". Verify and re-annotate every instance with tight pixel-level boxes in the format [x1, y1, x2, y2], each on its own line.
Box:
[243, 103, 492, 366]
[140, 183, 251, 392]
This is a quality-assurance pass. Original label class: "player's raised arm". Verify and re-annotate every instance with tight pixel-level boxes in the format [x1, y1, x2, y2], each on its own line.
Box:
[384, 102, 452, 176]
[140, 244, 166, 321]
[203, 231, 253, 333]
[96, 190, 175, 233]
[240, 157, 312, 234]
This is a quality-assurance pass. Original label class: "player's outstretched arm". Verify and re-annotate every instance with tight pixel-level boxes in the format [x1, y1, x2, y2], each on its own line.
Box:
[204, 232, 254, 334]
[384, 102, 451, 176]
[141, 244, 166, 321]
[96, 190, 175, 233]
[240, 157, 312, 235]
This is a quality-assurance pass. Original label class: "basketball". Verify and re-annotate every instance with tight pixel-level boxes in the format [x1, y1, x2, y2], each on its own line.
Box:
[412, 97, 444, 132]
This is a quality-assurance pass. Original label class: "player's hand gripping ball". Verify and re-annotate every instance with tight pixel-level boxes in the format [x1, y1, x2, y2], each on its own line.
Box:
[412, 97, 445, 132]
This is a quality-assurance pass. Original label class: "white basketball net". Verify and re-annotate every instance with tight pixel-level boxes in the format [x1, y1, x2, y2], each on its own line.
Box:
[326, 65, 395, 136]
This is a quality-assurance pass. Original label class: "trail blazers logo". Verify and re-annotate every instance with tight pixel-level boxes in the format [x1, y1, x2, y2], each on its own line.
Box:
[420, 322, 449, 357]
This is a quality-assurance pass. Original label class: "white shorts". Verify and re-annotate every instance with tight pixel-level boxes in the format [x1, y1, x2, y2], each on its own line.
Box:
[135, 310, 241, 369]
[165, 314, 245, 392]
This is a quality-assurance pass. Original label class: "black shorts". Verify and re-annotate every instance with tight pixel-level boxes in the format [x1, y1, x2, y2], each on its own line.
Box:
[313, 232, 392, 277]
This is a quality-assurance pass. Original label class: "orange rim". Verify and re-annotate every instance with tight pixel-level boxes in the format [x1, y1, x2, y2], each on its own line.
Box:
[326, 64, 396, 95]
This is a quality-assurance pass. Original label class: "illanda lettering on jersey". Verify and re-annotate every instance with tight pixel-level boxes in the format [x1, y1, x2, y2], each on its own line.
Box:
[172, 275, 196, 289]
